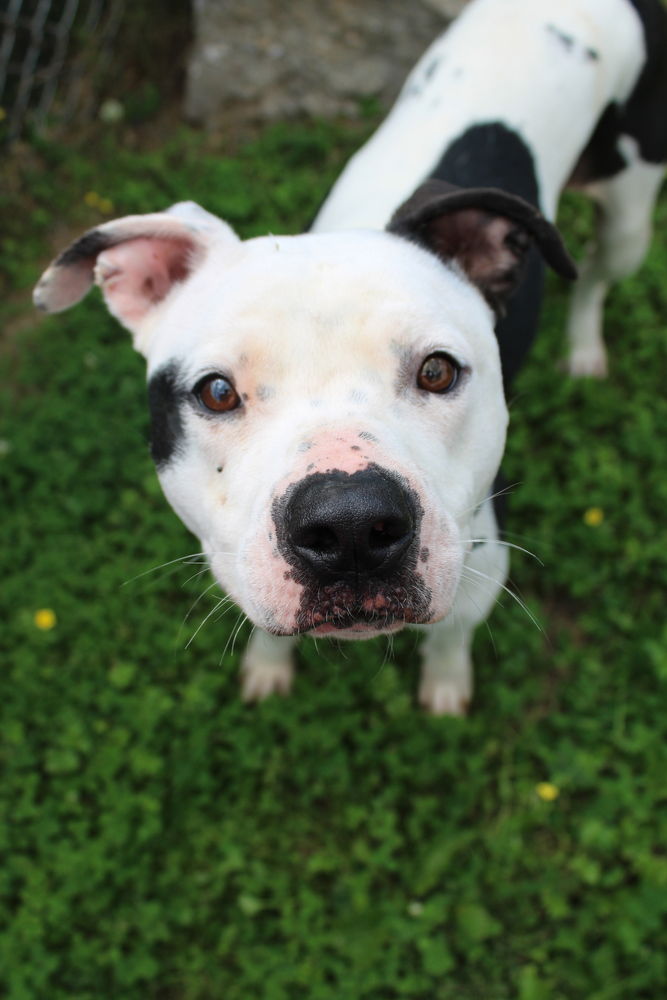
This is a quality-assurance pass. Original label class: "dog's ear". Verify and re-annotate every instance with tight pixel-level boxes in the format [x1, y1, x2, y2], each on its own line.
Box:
[388, 180, 576, 315]
[33, 202, 240, 354]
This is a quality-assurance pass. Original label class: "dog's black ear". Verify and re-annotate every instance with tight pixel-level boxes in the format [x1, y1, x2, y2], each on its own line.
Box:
[388, 180, 576, 314]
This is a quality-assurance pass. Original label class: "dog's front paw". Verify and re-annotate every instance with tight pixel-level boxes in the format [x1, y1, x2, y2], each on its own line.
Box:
[418, 675, 470, 717]
[240, 658, 294, 702]
[567, 345, 608, 378]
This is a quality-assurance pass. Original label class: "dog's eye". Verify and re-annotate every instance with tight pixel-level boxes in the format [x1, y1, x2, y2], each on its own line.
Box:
[417, 352, 460, 394]
[195, 374, 241, 413]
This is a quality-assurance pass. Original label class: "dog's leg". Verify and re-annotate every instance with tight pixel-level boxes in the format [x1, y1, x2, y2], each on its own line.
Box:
[419, 499, 509, 716]
[419, 620, 475, 716]
[240, 629, 297, 701]
[566, 146, 664, 377]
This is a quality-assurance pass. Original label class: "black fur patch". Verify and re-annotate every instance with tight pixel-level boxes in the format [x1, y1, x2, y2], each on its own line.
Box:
[147, 362, 188, 468]
[622, 0, 667, 163]
[571, 0, 667, 182]
[569, 102, 629, 184]
[432, 122, 540, 206]
[56, 230, 114, 267]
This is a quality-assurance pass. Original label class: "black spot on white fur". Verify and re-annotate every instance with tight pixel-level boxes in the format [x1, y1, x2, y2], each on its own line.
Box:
[56, 229, 114, 267]
[147, 362, 187, 468]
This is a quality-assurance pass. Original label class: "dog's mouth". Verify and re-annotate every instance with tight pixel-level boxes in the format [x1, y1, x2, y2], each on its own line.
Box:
[288, 580, 431, 636]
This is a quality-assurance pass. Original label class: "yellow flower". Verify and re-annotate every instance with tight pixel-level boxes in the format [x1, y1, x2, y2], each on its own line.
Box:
[536, 781, 559, 802]
[98, 197, 114, 214]
[34, 608, 57, 631]
[84, 191, 100, 208]
[583, 507, 604, 527]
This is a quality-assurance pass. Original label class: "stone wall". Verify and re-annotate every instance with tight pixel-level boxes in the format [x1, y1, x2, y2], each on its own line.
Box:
[185, 0, 468, 127]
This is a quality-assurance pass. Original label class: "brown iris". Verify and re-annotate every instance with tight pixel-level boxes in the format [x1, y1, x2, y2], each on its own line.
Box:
[197, 374, 241, 413]
[417, 352, 460, 394]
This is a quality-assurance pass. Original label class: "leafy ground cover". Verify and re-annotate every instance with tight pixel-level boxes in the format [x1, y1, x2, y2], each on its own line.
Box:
[1, 120, 666, 1000]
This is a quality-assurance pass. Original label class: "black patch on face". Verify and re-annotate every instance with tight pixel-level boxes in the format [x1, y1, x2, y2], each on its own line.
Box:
[271, 464, 431, 633]
[430, 123, 543, 389]
[147, 362, 188, 468]
[56, 230, 114, 267]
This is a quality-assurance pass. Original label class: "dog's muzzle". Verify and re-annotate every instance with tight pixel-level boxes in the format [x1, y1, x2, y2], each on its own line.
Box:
[274, 466, 430, 634]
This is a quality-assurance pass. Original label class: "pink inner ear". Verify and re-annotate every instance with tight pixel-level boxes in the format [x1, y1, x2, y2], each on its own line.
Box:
[95, 235, 196, 330]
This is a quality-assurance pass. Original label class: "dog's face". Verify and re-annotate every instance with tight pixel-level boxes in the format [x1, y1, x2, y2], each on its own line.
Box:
[146, 229, 507, 636]
[34, 188, 573, 638]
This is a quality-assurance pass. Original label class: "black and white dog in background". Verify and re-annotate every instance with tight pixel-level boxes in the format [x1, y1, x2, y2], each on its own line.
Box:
[34, 0, 666, 713]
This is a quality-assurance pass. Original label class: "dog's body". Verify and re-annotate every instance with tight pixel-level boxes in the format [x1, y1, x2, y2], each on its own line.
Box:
[34, 0, 666, 713]
[314, 0, 667, 382]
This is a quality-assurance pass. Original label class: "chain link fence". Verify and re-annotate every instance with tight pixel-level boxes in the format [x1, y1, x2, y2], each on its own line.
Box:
[0, 0, 125, 142]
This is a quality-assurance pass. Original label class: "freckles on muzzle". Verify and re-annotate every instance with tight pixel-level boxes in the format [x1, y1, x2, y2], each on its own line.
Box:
[268, 464, 433, 634]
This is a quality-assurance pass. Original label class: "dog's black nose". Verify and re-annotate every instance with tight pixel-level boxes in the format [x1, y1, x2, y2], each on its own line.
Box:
[285, 468, 415, 578]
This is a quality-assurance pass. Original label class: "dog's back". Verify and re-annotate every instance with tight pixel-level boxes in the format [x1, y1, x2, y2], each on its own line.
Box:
[313, 0, 651, 231]
[314, 0, 666, 383]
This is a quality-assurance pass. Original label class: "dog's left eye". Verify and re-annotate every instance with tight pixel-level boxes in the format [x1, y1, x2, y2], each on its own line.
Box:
[417, 352, 461, 394]
[195, 374, 241, 413]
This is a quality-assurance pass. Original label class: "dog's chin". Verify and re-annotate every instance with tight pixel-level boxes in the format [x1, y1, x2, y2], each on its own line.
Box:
[265, 594, 436, 639]
[308, 618, 409, 639]
[266, 616, 415, 639]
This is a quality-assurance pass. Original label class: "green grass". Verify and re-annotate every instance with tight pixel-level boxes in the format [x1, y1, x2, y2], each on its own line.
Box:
[1, 120, 667, 1000]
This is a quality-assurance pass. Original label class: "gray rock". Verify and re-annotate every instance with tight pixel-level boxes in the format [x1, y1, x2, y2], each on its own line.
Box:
[185, 0, 469, 127]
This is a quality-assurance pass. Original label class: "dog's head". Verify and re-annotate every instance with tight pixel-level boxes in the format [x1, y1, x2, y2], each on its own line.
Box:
[34, 184, 573, 637]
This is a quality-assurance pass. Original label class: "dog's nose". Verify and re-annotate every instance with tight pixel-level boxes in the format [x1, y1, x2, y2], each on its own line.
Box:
[285, 468, 415, 578]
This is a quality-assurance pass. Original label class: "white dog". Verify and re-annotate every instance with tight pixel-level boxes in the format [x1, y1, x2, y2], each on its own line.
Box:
[34, 0, 665, 713]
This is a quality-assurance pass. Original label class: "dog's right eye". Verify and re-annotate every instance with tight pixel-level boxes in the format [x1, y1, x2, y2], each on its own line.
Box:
[195, 374, 241, 413]
[417, 352, 461, 394]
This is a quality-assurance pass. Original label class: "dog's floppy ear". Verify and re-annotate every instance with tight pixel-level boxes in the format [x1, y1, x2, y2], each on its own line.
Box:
[33, 201, 240, 354]
[388, 180, 576, 315]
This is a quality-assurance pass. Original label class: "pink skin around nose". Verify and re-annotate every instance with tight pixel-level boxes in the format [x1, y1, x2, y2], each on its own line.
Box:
[294, 428, 381, 478]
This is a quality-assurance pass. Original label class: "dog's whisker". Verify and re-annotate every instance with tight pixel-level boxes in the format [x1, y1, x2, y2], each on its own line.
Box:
[458, 578, 498, 655]
[230, 614, 250, 656]
[462, 565, 544, 635]
[459, 538, 544, 565]
[182, 578, 225, 625]
[220, 611, 249, 661]
[459, 482, 521, 519]
[121, 552, 207, 587]
[213, 597, 237, 625]
[182, 565, 215, 588]
[175, 582, 226, 648]
[185, 595, 233, 649]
